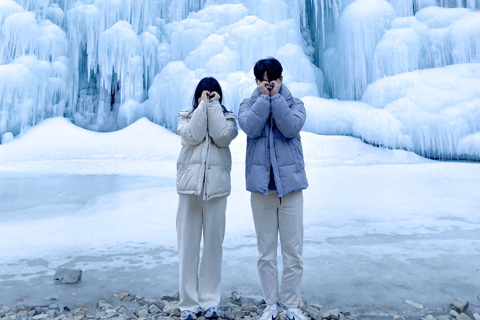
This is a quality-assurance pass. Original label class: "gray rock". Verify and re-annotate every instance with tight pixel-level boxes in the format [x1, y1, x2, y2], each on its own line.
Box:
[48, 310, 59, 318]
[307, 306, 322, 320]
[113, 293, 134, 302]
[404, 300, 424, 309]
[145, 299, 165, 311]
[424, 315, 437, 320]
[450, 310, 460, 319]
[32, 314, 49, 320]
[310, 305, 323, 312]
[36, 307, 49, 314]
[222, 311, 235, 320]
[458, 314, 472, 320]
[173, 309, 181, 317]
[27, 310, 36, 317]
[97, 301, 112, 310]
[436, 316, 451, 320]
[49, 305, 60, 311]
[241, 306, 257, 312]
[197, 317, 205, 320]
[451, 299, 469, 313]
[232, 292, 242, 301]
[138, 309, 149, 318]
[1, 306, 11, 317]
[163, 302, 179, 316]
[240, 296, 265, 307]
[135, 296, 145, 301]
[234, 311, 247, 318]
[473, 313, 480, 320]
[149, 305, 162, 315]
[161, 292, 179, 302]
[323, 309, 341, 320]
[105, 309, 118, 319]
[54, 268, 82, 284]
[393, 316, 405, 320]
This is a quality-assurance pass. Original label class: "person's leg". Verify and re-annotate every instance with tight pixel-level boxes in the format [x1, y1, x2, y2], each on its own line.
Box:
[198, 196, 227, 310]
[177, 193, 203, 313]
[278, 190, 304, 308]
[251, 191, 281, 305]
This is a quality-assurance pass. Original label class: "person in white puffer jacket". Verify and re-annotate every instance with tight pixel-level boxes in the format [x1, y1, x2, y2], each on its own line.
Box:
[176, 77, 238, 320]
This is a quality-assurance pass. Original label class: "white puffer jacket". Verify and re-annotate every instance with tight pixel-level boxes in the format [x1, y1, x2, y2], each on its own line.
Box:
[176, 100, 238, 200]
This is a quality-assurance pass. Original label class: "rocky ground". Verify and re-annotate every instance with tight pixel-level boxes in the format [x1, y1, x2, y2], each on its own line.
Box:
[1, 292, 479, 320]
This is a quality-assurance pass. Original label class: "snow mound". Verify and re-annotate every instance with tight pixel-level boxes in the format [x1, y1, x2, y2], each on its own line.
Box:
[0, 117, 180, 162]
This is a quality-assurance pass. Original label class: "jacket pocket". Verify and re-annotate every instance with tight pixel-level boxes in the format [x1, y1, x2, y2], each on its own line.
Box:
[206, 166, 230, 197]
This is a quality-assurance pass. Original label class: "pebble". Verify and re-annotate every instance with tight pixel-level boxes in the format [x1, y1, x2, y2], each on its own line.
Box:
[1, 291, 475, 320]
[149, 305, 161, 315]
[307, 306, 322, 320]
[404, 300, 424, 309]
[137, 309, 149, 318]
[450, 310, 460, 318]
[323, 309, 341, 320]
[457, 314, 472, 320]
[113, 293, 134, 302]
[162, 301, 179, 316]
[451, 299, 469, 313]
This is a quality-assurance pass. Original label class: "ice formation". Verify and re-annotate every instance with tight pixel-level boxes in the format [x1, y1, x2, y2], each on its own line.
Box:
[0, 0, 479, 159]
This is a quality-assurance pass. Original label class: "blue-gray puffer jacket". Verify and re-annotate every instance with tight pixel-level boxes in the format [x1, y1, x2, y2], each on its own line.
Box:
[238, 85, 308, 198]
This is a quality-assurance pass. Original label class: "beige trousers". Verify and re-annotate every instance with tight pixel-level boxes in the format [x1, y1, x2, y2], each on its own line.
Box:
[177, 193, 227, 312]
[251, 190, 304, 308]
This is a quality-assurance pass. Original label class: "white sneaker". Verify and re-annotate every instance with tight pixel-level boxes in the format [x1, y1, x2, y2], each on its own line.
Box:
[204, 307, 219, 319]
[286, 308, 307, 320]
[180, 310, 197, 320]
[259, 305, 279, 320]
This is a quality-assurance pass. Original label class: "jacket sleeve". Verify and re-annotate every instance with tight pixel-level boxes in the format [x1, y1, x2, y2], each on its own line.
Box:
[270, 94, 306, 138]
[238, 94, 271, 138]
[206, 101, 238, 148]
[177, 101, 207, 145]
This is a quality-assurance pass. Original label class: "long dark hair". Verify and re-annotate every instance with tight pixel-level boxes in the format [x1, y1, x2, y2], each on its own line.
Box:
[192, 77, 228, 112]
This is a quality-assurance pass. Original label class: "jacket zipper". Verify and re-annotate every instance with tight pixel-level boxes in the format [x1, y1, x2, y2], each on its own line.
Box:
[203, 128, 211, 201]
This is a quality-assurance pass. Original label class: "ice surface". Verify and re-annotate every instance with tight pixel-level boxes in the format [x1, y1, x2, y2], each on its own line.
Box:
[1, 118, 479, 314]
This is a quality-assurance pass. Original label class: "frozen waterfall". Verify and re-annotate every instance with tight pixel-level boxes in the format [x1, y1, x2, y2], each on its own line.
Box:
[0, 0, 479, 160]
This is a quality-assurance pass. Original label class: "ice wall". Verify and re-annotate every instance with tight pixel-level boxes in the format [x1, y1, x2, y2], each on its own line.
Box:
[0, 0, 479, 159]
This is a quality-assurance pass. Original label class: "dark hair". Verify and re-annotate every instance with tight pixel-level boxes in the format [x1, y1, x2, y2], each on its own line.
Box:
[192, 77, 227, 112]
[253, 57, 283, 81]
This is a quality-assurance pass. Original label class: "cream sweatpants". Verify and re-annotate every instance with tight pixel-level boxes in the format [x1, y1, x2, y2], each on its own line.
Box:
[251, 190, 304, 308]
[176, 193, 227, 312]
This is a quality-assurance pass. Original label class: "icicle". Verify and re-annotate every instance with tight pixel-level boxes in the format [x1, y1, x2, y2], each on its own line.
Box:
[0, 0, 23, 26]
[98, 21, 144, 105]
[1, 11, 67, 64]
[324, 0, 396, 100]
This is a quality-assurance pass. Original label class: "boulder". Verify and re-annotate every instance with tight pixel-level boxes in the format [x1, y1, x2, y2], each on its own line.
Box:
[54, 268, 82, 284]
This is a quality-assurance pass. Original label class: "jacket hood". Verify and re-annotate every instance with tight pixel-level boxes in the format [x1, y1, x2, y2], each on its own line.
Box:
[250, 84, 294, 105]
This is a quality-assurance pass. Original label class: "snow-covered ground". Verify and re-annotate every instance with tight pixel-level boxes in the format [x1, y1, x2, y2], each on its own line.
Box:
[1, 118, 479, 317]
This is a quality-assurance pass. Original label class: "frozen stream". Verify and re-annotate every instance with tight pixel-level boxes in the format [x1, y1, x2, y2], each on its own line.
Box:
[1, 119, 480, 318]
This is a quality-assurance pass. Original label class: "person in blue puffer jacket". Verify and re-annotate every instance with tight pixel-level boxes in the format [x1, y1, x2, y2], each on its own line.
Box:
[238, 57, 308, 320]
